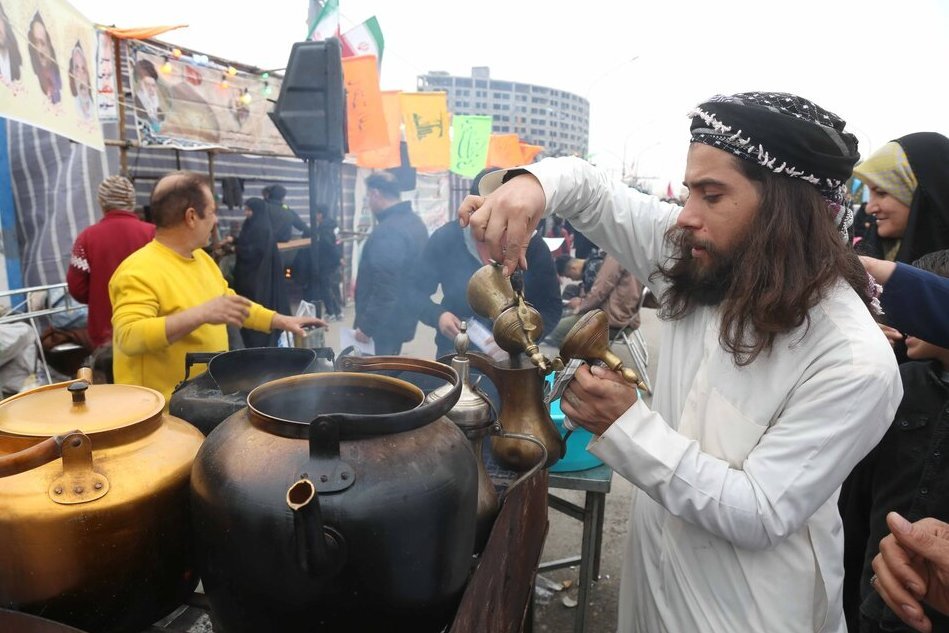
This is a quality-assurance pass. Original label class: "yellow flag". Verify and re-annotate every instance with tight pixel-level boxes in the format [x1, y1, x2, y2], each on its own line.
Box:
[400, 92, 450, 172]
[357, 90, 402, 168]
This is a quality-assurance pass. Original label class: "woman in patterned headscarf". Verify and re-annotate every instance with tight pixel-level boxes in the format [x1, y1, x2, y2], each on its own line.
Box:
[854, 133, 949, 264]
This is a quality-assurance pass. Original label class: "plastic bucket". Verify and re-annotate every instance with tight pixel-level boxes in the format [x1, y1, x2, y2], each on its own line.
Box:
[547, 376, 604, 473]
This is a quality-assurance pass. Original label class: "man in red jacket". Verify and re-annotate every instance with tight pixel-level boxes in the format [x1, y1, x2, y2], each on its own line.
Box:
[67, 175, 155, 349]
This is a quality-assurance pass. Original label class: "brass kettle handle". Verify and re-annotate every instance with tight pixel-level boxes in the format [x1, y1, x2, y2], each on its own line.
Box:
[0, 431, 79, 478]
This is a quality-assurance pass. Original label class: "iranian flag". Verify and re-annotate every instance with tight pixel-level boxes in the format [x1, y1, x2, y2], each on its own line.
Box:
[340, 16, 384, 63]
[306, 0, 339, 41]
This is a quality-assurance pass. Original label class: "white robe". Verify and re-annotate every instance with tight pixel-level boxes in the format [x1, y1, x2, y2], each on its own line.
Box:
[488, 158, 903, 632]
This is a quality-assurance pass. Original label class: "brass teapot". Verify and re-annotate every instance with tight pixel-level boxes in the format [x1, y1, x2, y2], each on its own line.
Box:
[558, 309, 649, 393]
[466, 263, 553, 374]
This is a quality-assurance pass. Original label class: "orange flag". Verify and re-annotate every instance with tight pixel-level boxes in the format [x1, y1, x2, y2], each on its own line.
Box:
[104, 25, 188, 39]
[357, 90, 402, 168]
[519, 142, 544, 164]
[341, 55, 388, 153]
[487, 134, 524, 168]
[400, 92, 450, 171]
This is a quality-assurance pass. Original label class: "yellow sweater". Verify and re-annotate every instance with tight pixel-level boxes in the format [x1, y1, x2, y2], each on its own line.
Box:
[109, 240, 276, 405]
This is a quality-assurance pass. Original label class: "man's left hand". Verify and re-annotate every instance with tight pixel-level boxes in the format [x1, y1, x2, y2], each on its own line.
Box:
[559, 364, 638, 436]
[271, 314, 327, 335]
[354, 328, 371, 343]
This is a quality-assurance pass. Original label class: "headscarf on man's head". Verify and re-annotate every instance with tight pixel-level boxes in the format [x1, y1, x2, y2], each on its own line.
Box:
[97, 175, 137, 211]
[689, 92, 860, 213]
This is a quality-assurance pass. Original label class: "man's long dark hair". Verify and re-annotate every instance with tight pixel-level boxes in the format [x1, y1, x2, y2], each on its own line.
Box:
[656, 158, 873, 366]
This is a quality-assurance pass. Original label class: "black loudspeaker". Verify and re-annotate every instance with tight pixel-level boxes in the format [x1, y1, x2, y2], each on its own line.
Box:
[269, 39, 347, 161]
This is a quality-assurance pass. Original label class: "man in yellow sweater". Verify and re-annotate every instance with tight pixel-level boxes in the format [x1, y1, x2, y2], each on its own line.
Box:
[109, 171, 325, 404]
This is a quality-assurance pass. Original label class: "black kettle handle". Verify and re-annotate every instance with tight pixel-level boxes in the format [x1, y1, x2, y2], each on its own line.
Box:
[183, 351, 222, 381]
[335, 356, 462, 430]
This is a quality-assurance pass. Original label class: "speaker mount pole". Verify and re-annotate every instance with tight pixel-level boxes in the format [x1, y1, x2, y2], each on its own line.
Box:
[306, 158, 341, 313]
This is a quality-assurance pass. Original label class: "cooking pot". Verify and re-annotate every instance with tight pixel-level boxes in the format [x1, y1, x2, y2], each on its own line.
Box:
[169, 346, 333, 435]
[191, 356, 478, 632]
[0, 608, 89, 633]
[0, 370, 204, 633]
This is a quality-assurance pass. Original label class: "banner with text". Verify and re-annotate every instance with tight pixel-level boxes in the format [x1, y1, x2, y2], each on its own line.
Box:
[356, 90, 402, 169]
[0, 0, 104, 150]
[341, 54, 387, 154]
[94, 30, 118, 121]
[450, 114, 492, 178]
[400, 92, 450, 172]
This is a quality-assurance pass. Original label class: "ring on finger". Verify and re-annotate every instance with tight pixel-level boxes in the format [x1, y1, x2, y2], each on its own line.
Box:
[870, 574, 878, 587]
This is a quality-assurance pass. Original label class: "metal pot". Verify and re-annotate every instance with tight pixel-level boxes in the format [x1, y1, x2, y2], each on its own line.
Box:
[0, 608, 88, 633]
[169, 346, 334, 435]
[191, 356, 478, 633]
[0, 370, 204, 633]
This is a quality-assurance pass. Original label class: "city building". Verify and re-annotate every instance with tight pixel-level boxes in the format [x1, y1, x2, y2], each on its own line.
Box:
[417, 66, 589, 158]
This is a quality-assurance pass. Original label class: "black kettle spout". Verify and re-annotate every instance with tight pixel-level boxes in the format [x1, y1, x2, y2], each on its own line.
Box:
[287, 477, 345, 577]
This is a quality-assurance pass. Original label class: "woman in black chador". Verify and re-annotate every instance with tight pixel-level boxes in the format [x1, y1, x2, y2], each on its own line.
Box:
[233, 197, 289, 347]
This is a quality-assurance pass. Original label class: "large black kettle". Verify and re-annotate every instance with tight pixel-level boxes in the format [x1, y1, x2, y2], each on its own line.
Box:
[190, 356, 477, 632]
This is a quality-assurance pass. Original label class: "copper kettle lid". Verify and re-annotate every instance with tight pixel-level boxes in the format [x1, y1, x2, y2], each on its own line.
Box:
[0, 379, 164, 438]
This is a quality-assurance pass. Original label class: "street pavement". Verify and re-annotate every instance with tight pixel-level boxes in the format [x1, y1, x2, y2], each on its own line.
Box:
[317, 298, 664, 633]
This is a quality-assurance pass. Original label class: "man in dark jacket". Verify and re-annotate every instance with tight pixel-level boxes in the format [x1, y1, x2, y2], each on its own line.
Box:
[263, 184, 310, 242]
[354, 172, 429, 355]
[412, 168, 562, 358]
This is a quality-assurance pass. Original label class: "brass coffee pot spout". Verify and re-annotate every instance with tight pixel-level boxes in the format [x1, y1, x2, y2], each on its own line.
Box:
[467, 263, 553, 374]
[559, 310, 649, 393]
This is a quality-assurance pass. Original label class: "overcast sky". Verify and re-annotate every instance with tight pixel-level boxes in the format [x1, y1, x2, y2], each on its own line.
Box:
[70, 0, 949, 192]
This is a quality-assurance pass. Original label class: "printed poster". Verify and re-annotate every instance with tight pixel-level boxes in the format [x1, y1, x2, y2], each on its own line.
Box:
[129, 42, 292, 154]
[0, 0, 104, 150]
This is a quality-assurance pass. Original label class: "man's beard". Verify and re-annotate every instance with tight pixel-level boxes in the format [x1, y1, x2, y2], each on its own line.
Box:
[666, 229, 739, 307]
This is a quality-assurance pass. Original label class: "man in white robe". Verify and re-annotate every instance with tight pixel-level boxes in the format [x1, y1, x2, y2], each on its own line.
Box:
[460, 92, 903, 632]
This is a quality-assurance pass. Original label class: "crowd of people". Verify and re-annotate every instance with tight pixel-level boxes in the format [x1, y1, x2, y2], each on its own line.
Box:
[6, 82, 944, 633]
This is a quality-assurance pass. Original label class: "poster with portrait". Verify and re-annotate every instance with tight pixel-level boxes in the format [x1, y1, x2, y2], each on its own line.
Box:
[0, 0, 104, 150]
[129, 42, 292, 155]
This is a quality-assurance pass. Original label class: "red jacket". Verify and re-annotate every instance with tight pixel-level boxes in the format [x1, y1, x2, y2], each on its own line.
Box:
[67, 210, 155, 347]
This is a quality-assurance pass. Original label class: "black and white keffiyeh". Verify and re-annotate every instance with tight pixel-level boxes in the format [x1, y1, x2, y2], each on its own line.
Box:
[689, 92, 859, 211]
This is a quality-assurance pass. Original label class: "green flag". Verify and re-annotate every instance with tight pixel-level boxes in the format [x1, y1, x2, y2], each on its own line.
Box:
[450, 115, 493, 178]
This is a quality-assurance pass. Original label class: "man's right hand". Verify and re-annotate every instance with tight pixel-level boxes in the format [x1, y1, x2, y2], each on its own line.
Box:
[199, 295, 252, 327]
[872, 512, 949, 632]
[458, 171, 546, 276]
[438, 311, 463, 339]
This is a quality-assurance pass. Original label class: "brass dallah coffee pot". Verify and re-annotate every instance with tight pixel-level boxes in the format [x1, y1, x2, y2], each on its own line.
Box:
[558, 309, 649, 393]
[426, 323, 547, 552]
[466, 263, 554, 374]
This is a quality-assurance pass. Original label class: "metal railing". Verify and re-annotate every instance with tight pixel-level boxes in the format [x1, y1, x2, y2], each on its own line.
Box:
[0, 282, 88, 387]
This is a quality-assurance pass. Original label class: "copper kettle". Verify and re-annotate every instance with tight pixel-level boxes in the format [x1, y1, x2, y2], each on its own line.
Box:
[0, 369, 204, 633]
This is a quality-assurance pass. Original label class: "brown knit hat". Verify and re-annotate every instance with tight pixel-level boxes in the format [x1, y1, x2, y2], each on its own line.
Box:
[97, 175, 136, 211]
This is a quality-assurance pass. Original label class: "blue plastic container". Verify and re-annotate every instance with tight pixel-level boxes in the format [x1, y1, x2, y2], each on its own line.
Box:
[547, 377, 604, 473]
